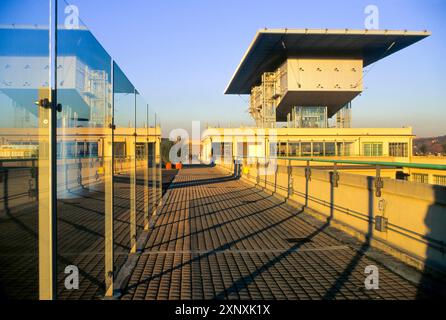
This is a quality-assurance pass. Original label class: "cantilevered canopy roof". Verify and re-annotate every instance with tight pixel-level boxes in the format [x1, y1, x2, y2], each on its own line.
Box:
[225, 29, 430, 94]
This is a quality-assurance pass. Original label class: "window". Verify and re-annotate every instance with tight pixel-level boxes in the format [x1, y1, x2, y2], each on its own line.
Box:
[288, 143, 300, 156]
[312, 142, 324, 156]
[324, 142, 336, 156]
[412, 173, 428, 184]
[212, 142, 224, 158]
[301, 142, 312, 156]
[389, 143, 408, 157]
[136, 143, 146, 160]
[434, 175, 446, 186]
[269, 142, 278, 157]
[363, 142, 383, 157]
[223, 143, 233, 158]
[278, 142, 287, 156]
[338, 142, 354, 156]
[114, 142, 126, 158]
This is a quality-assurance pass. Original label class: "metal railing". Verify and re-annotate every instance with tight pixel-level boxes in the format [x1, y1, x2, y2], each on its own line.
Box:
[275, 157, 446, 171]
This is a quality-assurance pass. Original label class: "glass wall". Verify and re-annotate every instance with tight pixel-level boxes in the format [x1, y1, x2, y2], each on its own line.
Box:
[56, 0, 112, 299]
[0, 0, 50, 300]
[113, 62, 135, 274]
[0, 0, 161, 300]
[135, 92, 148, 235]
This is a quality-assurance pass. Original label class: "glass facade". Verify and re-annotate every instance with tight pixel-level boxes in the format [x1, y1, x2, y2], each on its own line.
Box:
[287, 106, 328, 128]
[0, 0, 161, 300]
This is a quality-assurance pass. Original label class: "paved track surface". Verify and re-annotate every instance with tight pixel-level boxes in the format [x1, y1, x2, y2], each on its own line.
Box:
[121, 166, 441, 300]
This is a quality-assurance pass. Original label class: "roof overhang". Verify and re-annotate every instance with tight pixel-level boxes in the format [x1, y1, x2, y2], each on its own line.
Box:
[225, 29, 430, 94]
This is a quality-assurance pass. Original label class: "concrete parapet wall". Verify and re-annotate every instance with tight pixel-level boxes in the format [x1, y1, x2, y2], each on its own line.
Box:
[218, 161, 446, 277]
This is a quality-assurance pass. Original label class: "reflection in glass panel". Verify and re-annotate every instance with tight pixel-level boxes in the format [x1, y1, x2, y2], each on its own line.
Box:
[113, 62, 135, 275]
[289, 143, 300, 156]
[278, 142, 287, 156]
[56, 0, 112, 299]
[0, 0, 49, 299]
[136, 92, 148, 233]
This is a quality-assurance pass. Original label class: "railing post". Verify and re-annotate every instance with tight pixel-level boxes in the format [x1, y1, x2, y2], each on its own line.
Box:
[152, 142, 157, 217]
[129, 133, 137, 254]
[305, 160, 311, 207]
[144, 142, 150, 231]
[331, 162, 339, 188]
[256, 158, 260, 184]
[288, 159, 293, 198]
[375, 165, 384, 198]
[305, 160, 311, 182]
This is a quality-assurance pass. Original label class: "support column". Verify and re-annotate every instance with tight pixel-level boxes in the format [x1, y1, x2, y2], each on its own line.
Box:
[38, 87, 56, 300]
[144, 140, 150, 230]
[152, 140, 157, 216]
[104, 131, 114, 296]
[157, 136, 162, 208]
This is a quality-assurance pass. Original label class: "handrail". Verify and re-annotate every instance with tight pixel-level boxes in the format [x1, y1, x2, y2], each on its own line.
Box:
[234, 156, 446, 171]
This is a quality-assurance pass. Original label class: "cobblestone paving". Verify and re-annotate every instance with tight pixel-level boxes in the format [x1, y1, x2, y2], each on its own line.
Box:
[121, 166, 439, 300]
[0, 169, 159, 300]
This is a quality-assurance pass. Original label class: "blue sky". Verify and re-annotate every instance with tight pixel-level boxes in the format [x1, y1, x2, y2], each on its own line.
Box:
[1, 0, 446, 137]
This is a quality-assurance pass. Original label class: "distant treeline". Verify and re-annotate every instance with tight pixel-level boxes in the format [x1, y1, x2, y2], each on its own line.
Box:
[413, 135, 446, 155]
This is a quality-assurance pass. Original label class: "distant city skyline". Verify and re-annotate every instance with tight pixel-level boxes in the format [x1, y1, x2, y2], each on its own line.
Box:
[1, 0, 445, 138]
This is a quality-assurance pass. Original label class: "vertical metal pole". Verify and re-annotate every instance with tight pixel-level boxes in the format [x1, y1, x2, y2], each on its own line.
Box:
[158, 135, 162, 208]
[144, 104, 150, 230]
[104, 60, 114, 297]
[152, 114, 158, 216]
[156, 114, 162, 209]
[129, 90, 137, 253]
[39, 0, 57, 300]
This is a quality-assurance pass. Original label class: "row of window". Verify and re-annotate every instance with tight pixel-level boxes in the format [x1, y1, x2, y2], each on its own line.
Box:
[362, 142, 408, 157]
[56, 141, 155, 160]
[210, 141, 410, 158]
[274, 142, 354, 157]
[412, 173, 446, 186]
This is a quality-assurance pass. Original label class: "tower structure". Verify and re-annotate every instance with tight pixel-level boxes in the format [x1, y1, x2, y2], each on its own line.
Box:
[225, 29, 430, 128]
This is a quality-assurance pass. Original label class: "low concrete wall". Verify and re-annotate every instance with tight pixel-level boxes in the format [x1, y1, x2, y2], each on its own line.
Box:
[218, 160, 446, 277]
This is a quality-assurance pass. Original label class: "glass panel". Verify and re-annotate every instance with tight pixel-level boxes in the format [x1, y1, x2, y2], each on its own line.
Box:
[278, 142, 287, 156]
[313, 142, 324, 156]
[113, 62, 135, 274]
[0, 0, 49, 300]
[325, 142, 336, 157]
[149, 110, 161, 216]
[136, 92, 148, 232]
[301, 142, 312, 156]
[269, 142, 278, 157]
[289, 143, 299, 156]
[56, 0, 112, 299]
[363, 143, 372, 156]
[345, 142, 354, 156]
[211, 142, 224, 161]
